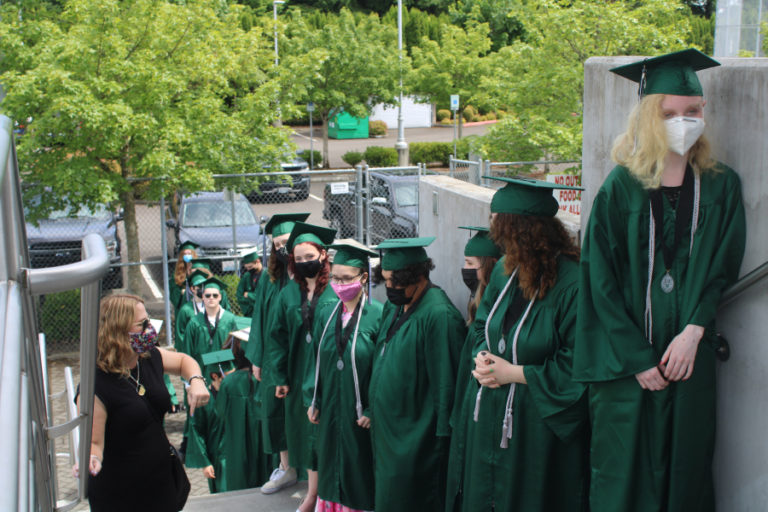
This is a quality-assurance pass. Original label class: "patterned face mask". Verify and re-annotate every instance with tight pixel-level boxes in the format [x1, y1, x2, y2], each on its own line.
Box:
[129, 323, 158, 354]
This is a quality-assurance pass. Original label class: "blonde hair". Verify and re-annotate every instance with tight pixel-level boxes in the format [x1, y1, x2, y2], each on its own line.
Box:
[611, 94, 714, 188]
[97, 294, 147, 375]
[173, 249, 198, 286]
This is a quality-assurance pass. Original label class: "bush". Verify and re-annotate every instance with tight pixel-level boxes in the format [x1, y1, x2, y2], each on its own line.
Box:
[39, 289, 81, 346]
[436, 109, 451, 122]
[369, 120, 388, 137]
[363, 146, 398, 167]
[410, 142, 453, 166]
[440, 117, 453, 125]
[462, 105, 477, 122]
[342, 151, 364, 167]
[485, 112, 497, 121]
[456, 136, 475, 159]
[297, 149, 322, 168]
[219, 273, 242, 316]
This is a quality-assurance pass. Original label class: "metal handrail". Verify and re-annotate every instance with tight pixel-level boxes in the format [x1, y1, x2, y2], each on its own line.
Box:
[26, 233, 109, 294]
[720, 260, 768, 307]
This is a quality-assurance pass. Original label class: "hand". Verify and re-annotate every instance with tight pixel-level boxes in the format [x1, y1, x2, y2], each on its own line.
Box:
[356, 415, 371, 429]
[307, 406, 319, 424]
[73, 455, 102, 478]
[661, 324, 705, 381]
[252, 365, 262, 382]
[203, 465, 216, 479]
[472, 351, 525, 388]
[187, 378, 210, 416]
[243, 292, 248, 298]
[275, 385, 290, 398]
[635, 366, 669, 391]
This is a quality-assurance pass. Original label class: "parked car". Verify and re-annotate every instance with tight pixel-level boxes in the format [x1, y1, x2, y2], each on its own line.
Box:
[24, 197, 124, 289]
[248, 153, 310, 203]
[166, 191, 267, 273]
[323, 172, 418, 246]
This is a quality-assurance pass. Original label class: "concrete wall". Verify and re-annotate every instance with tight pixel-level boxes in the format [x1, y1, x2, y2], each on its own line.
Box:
[417, 175, 579, 319]
[583, 56, 768, 510]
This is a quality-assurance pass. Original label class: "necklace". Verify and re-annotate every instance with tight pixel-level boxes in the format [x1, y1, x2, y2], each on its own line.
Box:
[127, 361, 146, 396]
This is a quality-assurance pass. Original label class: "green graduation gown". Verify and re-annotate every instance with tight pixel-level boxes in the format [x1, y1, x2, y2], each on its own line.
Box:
[185, 390, 224, 494]
[368, 285, 466, 512]
[213, 369, 274, 491]
[183, 308, 242, 372]
[175, 300, 204, 355]
[244, 273, 289, 455]
[267, 281, 338, 470]
[236, 270, 262, 318]
[573, 164, 746, 512]
[453, 256, 588, 512]
[306, 297, 383, 510]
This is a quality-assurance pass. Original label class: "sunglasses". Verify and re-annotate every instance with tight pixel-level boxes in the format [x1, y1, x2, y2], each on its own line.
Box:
[204, 293, 220, 299]
[135, 318, 150, 331]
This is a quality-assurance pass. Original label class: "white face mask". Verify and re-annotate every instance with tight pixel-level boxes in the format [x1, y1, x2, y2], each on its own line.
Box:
[665, 116, 705, 156]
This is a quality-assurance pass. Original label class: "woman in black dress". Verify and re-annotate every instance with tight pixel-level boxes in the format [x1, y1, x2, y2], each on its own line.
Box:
[80, 294, 210, 511]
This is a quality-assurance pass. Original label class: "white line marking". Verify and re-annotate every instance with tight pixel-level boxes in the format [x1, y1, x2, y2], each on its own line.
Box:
[294, 132, 320, 143]
[309, 194, 323, 202]
[141, 264, 163, 299]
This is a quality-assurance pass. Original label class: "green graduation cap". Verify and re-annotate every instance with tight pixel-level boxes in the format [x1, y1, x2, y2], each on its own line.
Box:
[242, 249, 261, 264]
[485, 176, 582, 217]
[190, 258, 212, 270]
[201, 277, 227, 293]
[189, 269, 210, 288]
[264, 213, 311, 238]
[376, 237, 436, 271]
[287, 221, 337, 251]
[179, 241, 200, 252]
[330, 242, 378, 269]
[610, 48, 720, 97]
[459, 226, 501, 258]
[202, 349, 235, 377]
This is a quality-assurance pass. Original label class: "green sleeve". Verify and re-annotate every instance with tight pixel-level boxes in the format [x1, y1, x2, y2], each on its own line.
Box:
[174, 306, 191, 354]
[169, 278, 182, 313]
[470, 259, 507, 358]
[424, 301, 465, 437]
[220, 289, 231, 311]
[266, 290, 290, 387]
[574, 188, 657, 381]
[303, 302, 334, 410]
[688, 169, 746, 327]
[522, 284, 587, 441]
[185, 404, 213, 468]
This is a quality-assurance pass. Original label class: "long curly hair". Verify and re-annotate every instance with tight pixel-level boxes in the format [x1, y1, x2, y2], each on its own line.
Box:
[173, 249, 198, 286]
[611, 93, 715, 188]
[467, 256, 498, 325]
[490, 213, 579, 300]
[97, 294, 148, 375]
[267, 241, 286, 283]
[288, 242, 330, 296]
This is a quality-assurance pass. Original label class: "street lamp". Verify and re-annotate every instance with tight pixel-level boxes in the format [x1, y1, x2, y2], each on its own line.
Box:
[395, 0, 408, 166]
[273, 0, 285, 126]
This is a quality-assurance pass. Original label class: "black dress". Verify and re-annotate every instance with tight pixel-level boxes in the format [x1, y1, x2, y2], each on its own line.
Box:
[88, 347, 176, 511]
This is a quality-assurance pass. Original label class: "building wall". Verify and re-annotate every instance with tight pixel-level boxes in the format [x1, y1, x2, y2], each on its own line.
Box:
[583, 56, 768, 510]
[370, 96, 433, 129]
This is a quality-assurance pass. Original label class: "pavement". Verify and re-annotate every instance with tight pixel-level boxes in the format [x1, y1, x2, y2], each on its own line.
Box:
[47, 358, 308, 512]
[291, 123, 492, 168]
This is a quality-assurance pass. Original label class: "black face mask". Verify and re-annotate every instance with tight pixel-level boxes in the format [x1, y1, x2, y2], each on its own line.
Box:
[195, 288, 203, 299]
[276, 247, 289, 264]
[462, 268, 479, 294]
[295, 258, 323, 279]
[386, 285, 412, 306]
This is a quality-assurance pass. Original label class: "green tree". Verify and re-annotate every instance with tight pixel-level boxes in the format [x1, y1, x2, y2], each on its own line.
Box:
[473, 0, 693, 162]
[450, 0, 526, 51]
[280, 8, 400, 168]
[0, 0, 290, 292]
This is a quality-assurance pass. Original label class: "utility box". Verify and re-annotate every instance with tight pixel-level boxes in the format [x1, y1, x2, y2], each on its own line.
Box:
[328, 110, 369, 139]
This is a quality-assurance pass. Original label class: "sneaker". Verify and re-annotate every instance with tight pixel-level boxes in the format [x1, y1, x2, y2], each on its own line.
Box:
[261, 464, 297, 494]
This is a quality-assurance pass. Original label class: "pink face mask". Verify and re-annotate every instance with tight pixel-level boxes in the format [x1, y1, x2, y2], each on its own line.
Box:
[331, 281, 363, 302]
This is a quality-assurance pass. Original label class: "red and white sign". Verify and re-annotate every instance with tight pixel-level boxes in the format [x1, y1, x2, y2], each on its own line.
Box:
[546, 174, 581, 216]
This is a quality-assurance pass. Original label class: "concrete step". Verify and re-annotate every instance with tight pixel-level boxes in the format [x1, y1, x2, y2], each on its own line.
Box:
[182, 481, 307, 512]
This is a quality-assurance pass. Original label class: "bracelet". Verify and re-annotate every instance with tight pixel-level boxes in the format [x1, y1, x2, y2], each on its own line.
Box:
[188, 375, 205, 385]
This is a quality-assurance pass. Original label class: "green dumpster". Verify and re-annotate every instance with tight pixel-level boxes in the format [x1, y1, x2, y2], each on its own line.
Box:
[328, 110, 369, 139]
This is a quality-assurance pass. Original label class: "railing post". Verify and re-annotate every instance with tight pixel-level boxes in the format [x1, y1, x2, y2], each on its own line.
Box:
[228, 188, 240, 277]
[364, 164, 371, 247]
[159, 189, 173, 347]
[355, 164, 364, 243]
[449, 155, 455, 178]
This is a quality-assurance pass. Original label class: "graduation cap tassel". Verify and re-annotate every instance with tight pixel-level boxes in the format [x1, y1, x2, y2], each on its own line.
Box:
[638, 63, 648, 100]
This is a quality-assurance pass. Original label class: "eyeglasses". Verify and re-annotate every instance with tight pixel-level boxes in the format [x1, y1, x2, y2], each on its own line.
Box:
[330, 272, 362, 285]
[134, 318, 150, 331]
[204, 293, 220, 299]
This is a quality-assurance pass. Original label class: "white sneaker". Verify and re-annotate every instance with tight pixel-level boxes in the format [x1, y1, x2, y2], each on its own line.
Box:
[261, 464, 297, 494]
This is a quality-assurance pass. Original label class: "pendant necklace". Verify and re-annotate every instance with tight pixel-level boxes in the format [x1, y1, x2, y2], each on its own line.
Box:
[128, 361, 146, 396]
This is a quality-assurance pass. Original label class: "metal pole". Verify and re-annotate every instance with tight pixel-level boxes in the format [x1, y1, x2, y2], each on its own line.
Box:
[159, 192, 173, 347]
[453, 111, 458, 158]
[365, 164, 371, 248]
[229, 189, 239, 277]
[395, 0, 408, 166]
[355, 163, 364, 243]
[309, 110, 314, 170]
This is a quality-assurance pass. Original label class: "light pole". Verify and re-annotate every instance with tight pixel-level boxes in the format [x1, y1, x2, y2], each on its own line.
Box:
[395, 0, 408, 166]
[273, 0, 285, 126]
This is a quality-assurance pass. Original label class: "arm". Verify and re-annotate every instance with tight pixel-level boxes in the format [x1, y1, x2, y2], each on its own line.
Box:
[266, 291, 291, 394]
[159, 347, 209, 415]
[74, 394, 106, 476]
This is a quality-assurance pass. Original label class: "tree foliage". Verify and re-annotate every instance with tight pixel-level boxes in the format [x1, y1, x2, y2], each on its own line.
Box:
[0, 0, 290, 291]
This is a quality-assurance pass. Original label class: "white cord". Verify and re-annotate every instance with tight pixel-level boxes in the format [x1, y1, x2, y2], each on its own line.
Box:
[309, 301, 341, 417]
[349, 296, 367, 420]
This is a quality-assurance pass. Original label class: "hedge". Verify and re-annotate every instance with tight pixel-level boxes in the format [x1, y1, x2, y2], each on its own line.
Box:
[342, 151, 364, 167]
[363, 146, 398, 167]
[297, 149, 322, 168]
[369, 120, 388, 137]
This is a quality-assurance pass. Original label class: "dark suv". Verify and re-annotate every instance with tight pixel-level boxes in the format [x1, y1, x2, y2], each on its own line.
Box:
[24, 198, 124, 289]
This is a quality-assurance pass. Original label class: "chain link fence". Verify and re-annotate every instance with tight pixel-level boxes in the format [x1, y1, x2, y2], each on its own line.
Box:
[28, 164, 426, 354]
